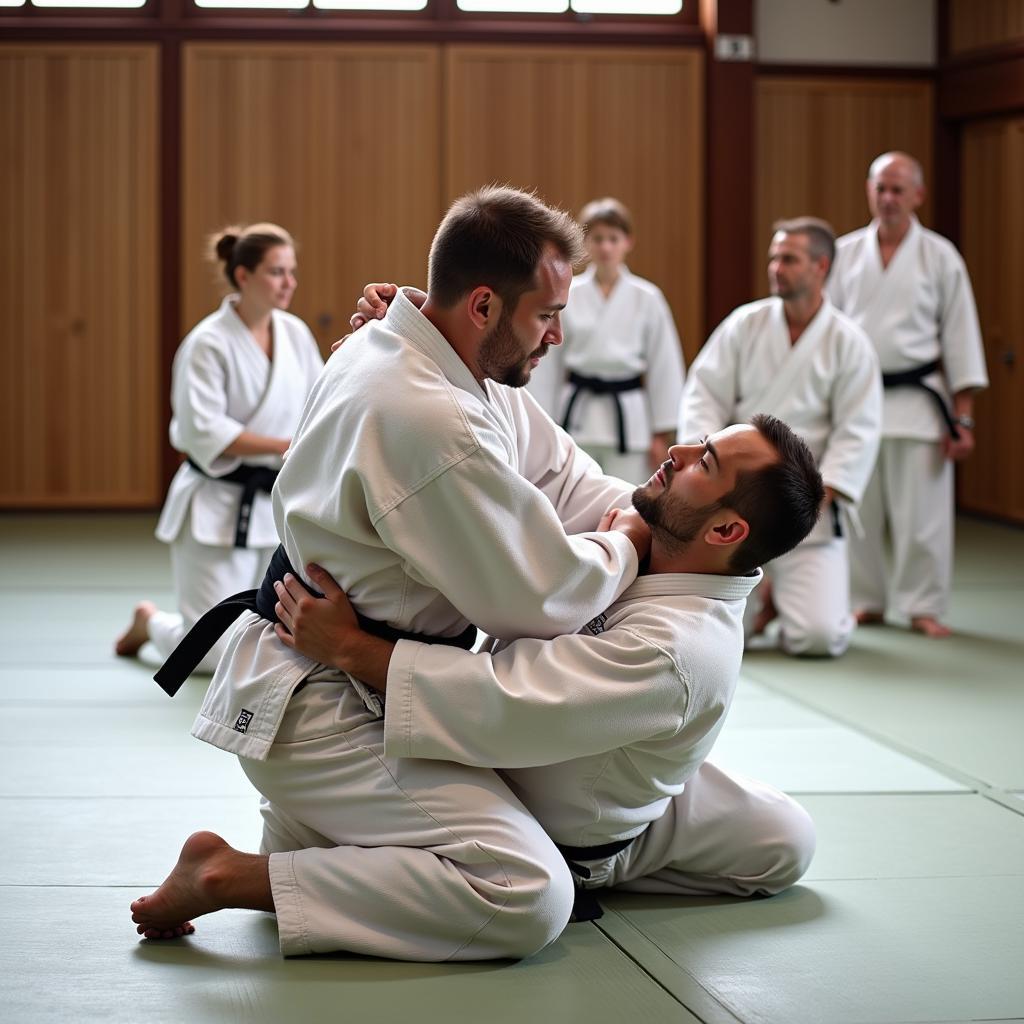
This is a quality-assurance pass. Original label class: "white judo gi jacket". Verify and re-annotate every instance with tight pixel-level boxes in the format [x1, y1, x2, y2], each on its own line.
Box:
[829, 217, 988, 441]
[678, 296, 881, 539]
[383, 569, 760, 847]
[529, 266, 685, 452]
[156, 295, 324, 549]
[193, 289, 638, 760]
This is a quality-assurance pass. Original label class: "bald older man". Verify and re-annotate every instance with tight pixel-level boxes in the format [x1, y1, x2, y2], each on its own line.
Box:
[829, 152, 989, 638]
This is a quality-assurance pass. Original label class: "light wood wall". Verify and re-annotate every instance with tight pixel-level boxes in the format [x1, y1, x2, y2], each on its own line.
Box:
[0, 45, 159, 508]
[949, 0, 1024, 55]
[182, 44, 443, 353]
[446, 45, 704, 364]
[753, 76, 934, 301]
[958, 117, 1024, 522]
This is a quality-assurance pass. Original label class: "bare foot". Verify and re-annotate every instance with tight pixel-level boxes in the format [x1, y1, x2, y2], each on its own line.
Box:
[855, 610, 885, 626]
[911, 616, 952, 638]
[115, 601, 157, 657]
[130, 831, 233, 939]
[752, 580, 777, 635]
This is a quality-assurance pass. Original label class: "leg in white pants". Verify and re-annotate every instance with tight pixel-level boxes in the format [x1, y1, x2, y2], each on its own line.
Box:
[848, 450, 890, 616]
[240, 678, 575, 961]
[585, 761, 815, 897]
[580, 443, 651, 486]
[148, 530, 275, 673]
[771, 537, 854, 657]
[886, 439, 953, 621]
[848, 438, 953, 622]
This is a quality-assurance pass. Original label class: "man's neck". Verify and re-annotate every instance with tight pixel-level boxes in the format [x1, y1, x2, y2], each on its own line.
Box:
[648, 543, 727, 577]
[877, 215, 913, 248]
[782, 292, 823, 343]
[420, 298, 485, 383]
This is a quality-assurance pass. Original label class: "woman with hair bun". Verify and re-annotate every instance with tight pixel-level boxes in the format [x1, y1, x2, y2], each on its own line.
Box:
[116, 223, 323, 671]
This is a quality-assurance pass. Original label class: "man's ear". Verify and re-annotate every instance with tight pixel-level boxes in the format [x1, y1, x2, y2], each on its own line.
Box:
[467, 287, 499, 331]
[704, 512, 749, 549]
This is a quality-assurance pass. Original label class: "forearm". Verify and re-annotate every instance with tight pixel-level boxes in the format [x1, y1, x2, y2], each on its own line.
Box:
[952, 389, 976, 418]
[222, 430, 290, 458]
[332, 632, 395, 692]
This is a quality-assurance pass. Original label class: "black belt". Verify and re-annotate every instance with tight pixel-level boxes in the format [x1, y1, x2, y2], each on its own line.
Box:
[187, 458, 279, 548]
[153, 544, 478, 697]
[561, 372, 644, 455]
[881, 360, 959, 439]
[556, 835, 639, 922]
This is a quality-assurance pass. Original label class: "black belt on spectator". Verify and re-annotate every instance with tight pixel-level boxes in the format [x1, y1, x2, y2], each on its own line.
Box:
[556, 835, 640, 922]
[881, 359, 959, 439]
[561, 372, 644, 455]
[154, 544, 478, 697]
[187, 457, 279, 548]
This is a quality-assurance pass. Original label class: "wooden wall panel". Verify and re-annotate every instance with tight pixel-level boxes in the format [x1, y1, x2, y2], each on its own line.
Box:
[0, 45, 159, 508]
[949, 0, 1024, 56]
[182, 44, 442, 355]
[445, 45, 704, 363]
[754, 77, 934, 299]
[958, 117, 1024, 523]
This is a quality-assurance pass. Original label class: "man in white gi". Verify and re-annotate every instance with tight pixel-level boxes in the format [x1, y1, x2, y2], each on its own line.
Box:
[830, 152, 989, 637]
[679, 218, 881, 657]
[130, 416, 823, 942]
[527, 197, 686, 484]
[132, 187, 649, 962]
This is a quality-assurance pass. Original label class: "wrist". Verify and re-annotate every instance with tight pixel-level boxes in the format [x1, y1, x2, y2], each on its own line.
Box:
[954, 414, 975, 430]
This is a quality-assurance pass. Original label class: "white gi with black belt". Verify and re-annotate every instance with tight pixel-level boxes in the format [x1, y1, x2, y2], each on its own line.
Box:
[151, 295, 323, 672]
[678, 296, 881, 656]
[830, 217, 989, 621]
[192, 289, 639, 960]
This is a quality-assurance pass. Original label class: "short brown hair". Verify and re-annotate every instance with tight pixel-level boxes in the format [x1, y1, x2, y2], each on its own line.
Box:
[579, 197, 633, 237]
[209, 222, 294, 289]
[771, 216, 835, 274]
[722, 414, 824, 574]
[428, 186, 584, 311]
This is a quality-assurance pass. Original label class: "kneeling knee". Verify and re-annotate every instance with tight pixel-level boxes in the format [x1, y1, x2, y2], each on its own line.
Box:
[492, 859, 575, 959]
[781, 620, 851, 658]
[753, 798, 817, 894]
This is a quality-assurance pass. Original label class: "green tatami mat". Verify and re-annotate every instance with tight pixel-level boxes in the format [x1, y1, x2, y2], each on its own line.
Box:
[601, 879, 1024, 1024]
[796, 792, 1024, 879]
[0, 888, 697, 1024]
[0, 663, 204, 703]
[0, 743, 255, 798]
[0, 513, 171, 587]
[710, 724, 967, 793]
[742, 625, 1024, 790]
[0, 796, 262, 886]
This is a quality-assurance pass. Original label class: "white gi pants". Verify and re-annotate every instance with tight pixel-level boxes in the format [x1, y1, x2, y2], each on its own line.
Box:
[848, 438, 953, 621]
[745, 536, 854, 657]
[573, 761, 816, 897]
[148, 529, 276, 673]
[240, 678, 575, 961]
[580, 444, 651, 487]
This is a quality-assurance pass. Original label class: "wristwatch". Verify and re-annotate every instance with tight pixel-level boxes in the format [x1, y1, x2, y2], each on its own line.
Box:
[955, 414, 975, 430]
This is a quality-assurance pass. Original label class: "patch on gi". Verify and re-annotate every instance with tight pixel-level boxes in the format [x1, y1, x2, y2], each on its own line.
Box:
[233, 708, 254, 734]
[583, 613, 607, 636]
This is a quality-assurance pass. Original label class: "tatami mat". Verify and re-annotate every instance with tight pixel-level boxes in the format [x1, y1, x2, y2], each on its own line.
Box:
[2, 512, 1023, 1023]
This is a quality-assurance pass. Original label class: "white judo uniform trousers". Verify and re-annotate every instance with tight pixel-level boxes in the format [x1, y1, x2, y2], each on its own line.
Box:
[831, 217, 988, 621]
[193, 290, 641, 960]
[151, 296, 323, 671]
[380, 571, 815, 902]
[528, 265, 685, 484]
[678, 297, 881, 656]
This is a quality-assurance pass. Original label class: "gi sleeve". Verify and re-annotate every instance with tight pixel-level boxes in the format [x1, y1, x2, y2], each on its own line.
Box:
[384, 630, 686, 767]
[938, 250, 989, 394]
[676, 316, 739, 443]
[511, 388, 635, 534]
[375, 442, 639, 642]
[819, 328, 882, 505]
[169, 335, 246, 473]
[642, 288, 686, 435]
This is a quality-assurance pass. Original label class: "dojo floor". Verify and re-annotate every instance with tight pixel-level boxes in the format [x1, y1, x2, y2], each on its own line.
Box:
[2, 514, 1023, 1024]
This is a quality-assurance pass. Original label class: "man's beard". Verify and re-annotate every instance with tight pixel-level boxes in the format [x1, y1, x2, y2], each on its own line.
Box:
[478, 307, 545, 388]
[632, 476, 720, 553]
